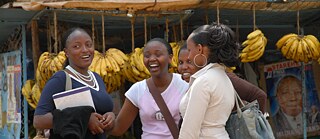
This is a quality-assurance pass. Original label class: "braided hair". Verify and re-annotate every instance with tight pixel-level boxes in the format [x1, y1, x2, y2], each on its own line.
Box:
[189, 23, 240, 67]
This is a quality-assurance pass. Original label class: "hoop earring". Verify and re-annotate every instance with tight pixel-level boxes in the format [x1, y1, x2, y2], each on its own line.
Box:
[193, 54, 207, 68]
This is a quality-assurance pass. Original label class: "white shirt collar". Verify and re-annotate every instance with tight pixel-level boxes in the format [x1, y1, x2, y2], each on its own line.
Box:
[189, 63, 226, 85]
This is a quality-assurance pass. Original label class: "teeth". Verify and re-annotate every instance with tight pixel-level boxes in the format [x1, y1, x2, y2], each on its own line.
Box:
[183, 73, 190, 76]
[82, 55, 89, 58]
[149, 64, 158, 67]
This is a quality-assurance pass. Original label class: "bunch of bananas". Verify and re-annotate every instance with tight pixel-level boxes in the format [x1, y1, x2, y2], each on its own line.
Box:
[36, 51, 66, 90]
[276, 34, 320, 62]
[89, 48, 129, 93]
[21, 79, 37, 109]
[169, 42, 182, 73]
[240, 29, 267, 63]
[123, 47, 151, 83]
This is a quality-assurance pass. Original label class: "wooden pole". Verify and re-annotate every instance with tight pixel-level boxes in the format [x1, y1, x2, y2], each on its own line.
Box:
[31, 20, 41, 76]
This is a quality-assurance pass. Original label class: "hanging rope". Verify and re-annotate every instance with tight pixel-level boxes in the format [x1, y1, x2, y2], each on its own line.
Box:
[131, 17, 135, 52]
[236, 18, 239, 42]
[47, 18, 51, 53]
[54, 11, 58, 54]
[173, 25, 177, 43]
[180, 15, 184, 41]
[92, 16, 95, 49]
[205, 8, 209, 24]
[165, 17, 169, 42]
[297, 1, 300, 35]
[144, 16, 147, 45]
[102, 14, 106, 53]
[204, 0, 209, 24]
[216, 0, 220, 25]
[253, 3, 257, 31]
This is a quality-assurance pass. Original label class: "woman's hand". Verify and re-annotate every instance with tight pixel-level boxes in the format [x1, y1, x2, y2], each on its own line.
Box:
[88, 113, 105, 135]
[101, 112, 115, 131]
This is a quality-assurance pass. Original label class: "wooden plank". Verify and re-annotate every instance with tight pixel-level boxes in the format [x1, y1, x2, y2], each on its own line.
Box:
[31, 19, 40, 78]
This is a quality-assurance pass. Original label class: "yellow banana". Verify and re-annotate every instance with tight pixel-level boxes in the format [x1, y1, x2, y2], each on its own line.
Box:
[106, 50, 125, 67]
[247, 29, 262, 40]
[248, 47, 265, 61]
[305, 35, 320, 47]
[249, 36, 264, 50]
[276, 34, 298, 49]
[107, 54, 120, 72]
[301, 38, 313, 60]
[104, 55, 113, 72]
[108, 48, 129, 61]
[281, 37, 297, 58]
[100, 56, 107, 77]
[243, 34, 262, 46]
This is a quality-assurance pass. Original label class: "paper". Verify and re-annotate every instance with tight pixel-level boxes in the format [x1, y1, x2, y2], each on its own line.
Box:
[52, 86, 95, 110]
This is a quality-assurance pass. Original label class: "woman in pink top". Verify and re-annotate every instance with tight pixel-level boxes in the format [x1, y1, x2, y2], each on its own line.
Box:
[110, 38, 188, 139]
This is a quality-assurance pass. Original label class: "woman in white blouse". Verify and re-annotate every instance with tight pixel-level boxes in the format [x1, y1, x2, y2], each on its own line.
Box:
[179, 23, 240, 139]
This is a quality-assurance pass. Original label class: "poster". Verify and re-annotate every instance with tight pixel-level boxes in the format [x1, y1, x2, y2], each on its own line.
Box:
[264, 61, 320, 138]
[0, 51, 21, 139]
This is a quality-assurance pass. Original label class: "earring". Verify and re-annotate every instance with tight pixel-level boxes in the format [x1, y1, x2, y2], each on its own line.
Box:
[193, 54, 207, 68]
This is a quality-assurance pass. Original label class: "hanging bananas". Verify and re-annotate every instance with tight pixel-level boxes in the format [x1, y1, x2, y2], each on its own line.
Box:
[89, 48, 128, 93]
[22, 80, 37, 109]
[169, 42, 182, 73]
[276, 34, 320, 62]
[240, 29, 267, 63]
[36, 51, 66, 90]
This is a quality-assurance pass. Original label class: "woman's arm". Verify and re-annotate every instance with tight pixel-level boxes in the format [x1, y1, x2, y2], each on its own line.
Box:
[110, 98, 139, 136]
[33, 113, 53, 129]
[227, 72, 267, 113]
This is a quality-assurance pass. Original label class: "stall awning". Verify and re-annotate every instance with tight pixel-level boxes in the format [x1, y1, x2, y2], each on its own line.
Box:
[13, 0, 200, 11]
[0, 8, 38, 45]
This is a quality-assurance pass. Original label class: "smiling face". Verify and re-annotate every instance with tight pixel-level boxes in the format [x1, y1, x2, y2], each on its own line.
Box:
[143, 40, 172, 77]
[64, 29, 94, 73]
[178, 49, 197, 82]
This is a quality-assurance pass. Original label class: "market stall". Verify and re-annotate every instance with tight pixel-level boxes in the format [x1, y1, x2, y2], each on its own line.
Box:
[0, 0, 320, 139]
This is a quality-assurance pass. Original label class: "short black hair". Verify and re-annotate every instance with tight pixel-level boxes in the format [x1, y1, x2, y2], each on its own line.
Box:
[61, 27, 90, 49]
[146, 38, 173, 55]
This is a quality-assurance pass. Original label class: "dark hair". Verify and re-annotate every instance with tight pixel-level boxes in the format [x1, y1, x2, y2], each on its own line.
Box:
[61, 27, 90, 49]
[146, 38, 173, 55]
[61, 27, 91, 67]
[190, 23, 240, 67]
[178, 43, 187, 57]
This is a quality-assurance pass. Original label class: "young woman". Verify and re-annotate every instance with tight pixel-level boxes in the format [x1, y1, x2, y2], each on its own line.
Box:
[33, 27, 115, 138]
[179, 23, 240, 138]
[178, 44, 267, 113]
[110, 38, 188, 139]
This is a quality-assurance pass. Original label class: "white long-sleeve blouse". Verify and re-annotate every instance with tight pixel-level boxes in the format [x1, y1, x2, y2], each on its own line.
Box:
[179, 63, 235, 139]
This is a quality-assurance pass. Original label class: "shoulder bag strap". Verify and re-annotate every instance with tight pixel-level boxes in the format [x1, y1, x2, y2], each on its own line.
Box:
[64, 70, 72, 91]
[147, 79, 179, 139]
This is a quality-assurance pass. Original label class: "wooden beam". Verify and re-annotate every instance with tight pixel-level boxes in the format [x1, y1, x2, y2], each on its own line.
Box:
[31, 19, 40, 78]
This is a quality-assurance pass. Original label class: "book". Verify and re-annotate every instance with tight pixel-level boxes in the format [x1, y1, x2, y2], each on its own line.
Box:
[52, 86, 95, 110]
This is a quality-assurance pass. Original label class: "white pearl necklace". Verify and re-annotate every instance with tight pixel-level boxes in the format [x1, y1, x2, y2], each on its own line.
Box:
[66, 65, 96, 88]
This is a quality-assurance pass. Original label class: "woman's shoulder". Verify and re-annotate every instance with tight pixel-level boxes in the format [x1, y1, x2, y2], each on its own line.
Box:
[131, 79, 147, 89]
[50, 70, 67, 79]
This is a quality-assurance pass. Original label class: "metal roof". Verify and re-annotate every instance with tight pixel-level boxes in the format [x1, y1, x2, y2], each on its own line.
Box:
[0, 8, 37, 45]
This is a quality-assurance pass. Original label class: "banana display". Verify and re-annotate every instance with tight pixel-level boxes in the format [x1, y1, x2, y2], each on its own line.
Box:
[24, 43, 182, 108]
[240, 29, 268, 63]
[89, 48, 128, 93]
[276, 34, 320, 62]
[21, 79, 36, 109]
[36, 51, 66, 90]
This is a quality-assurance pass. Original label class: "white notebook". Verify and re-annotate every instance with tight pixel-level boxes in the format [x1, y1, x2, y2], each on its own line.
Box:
[52, 86, 95, 110]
